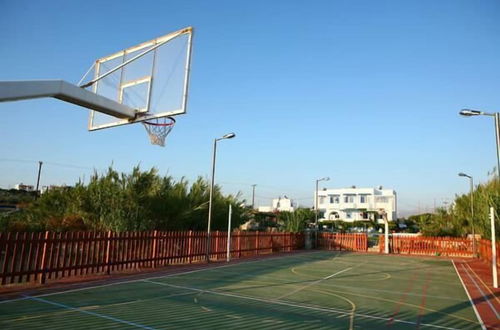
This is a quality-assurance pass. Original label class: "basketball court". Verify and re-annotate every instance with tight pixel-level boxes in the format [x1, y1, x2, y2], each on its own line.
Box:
[0, 252, 485, 329]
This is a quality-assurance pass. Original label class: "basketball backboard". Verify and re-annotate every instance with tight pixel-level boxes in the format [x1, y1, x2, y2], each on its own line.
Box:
[80, 27, 193, 131]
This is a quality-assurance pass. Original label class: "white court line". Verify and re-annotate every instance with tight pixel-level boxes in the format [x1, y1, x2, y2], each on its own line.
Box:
[452, 260, 486, 330]
[143, 279, 460, 330]
[461, 263, 500, 318]
[276, 267, 353, 300]
[0, 251, 324, 305]
[24, 295, 155, 329]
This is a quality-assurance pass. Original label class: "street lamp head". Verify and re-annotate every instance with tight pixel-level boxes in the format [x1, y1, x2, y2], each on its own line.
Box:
[459, 109, 482, 117]
[222, 132, 236, 139]
[317, 177, 330, 182]
[458, 172, 471, 178]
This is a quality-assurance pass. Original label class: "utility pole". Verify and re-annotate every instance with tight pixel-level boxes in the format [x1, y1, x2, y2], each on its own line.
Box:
[251, 184, 257, 209]
[35, 161, 43, 197]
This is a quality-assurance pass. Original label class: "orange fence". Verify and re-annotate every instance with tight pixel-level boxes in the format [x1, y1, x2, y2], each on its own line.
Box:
[0, 231, 304, 286]
[318, 233, 368, 251]
[379, 235, 473, 257]
[478, 239, 500, 265]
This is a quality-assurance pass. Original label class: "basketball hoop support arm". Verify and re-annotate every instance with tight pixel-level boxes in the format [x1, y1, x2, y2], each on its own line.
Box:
[0, 80, 136, 119]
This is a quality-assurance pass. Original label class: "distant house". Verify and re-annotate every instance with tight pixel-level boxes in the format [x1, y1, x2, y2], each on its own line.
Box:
[258, 196, 295, 213]
[13, 183, 34, 192]
[316, 186, 397, 223]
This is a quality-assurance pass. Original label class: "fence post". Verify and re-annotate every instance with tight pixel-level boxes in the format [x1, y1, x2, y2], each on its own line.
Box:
[215, 231, 219, 260]
[188, 230, 193, 264]
[255, 231, 259, 255]
[39, 231, 49, 284]
[151, 230, 158, 268]
[105, 231, 112, 275]
[237, 231, 242, 258]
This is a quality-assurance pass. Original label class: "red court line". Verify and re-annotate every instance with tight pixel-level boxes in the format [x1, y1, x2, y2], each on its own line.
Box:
[387, 271, 418, 326]
[454, 259, 499, 329]
[416, 271, 431, 329]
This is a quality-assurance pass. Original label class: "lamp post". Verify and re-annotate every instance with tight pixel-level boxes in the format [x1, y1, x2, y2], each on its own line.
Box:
[458, 172, 476, 257]
[459, 109, 500, 179]
[206, 132, 236, 262]
[315, 177, 330, 247]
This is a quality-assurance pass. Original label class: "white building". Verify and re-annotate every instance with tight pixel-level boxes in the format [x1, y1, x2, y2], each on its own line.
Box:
[258, 196, 295, 213]
[316, 186, 397, 222]
[13, 183, 34, 192]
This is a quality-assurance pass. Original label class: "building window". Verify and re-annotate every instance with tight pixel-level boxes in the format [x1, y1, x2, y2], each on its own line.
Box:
[329, 195, 340, 203]
[346, 212, 352, 219]
[344, 195, 354, 203]
[376, 196, 388, 203]
[360, 195, 369, 203]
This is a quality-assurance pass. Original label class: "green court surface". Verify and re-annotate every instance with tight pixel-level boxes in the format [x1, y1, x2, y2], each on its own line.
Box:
[0, 252, 481, 329]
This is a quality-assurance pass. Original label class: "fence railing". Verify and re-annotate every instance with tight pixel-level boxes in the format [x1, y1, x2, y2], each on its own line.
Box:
[379, 235, 473, 257]
[0, 231, 304, 286]
[478, 239, 500, 265]
[318, 233, 368, 251]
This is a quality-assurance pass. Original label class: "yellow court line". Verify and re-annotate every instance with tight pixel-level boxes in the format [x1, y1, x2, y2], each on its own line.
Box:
[291, 266, 391, 282]
[309, 288, 356, 330]
[464, 261, 500, 305]
[319, 287, 478, 324]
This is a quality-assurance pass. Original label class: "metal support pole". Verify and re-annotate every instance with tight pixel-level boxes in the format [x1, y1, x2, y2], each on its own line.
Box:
[315, 179, 319, 248]
[495, 113, 500, 179]
[384, 213, 389, 254]
[470, 177, 476, 257]
[227, 204, 232, 262]
[491, 207, 498, 288]
[206, 139, 217, 262]
[35, 161, 43, 197]
[251, 184, 256, 209]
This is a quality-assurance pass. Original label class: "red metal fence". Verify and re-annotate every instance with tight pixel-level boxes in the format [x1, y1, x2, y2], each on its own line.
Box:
[379, 235, 473, 257]
[318, 233, 368, 251]
[0, 231, 303, 286]
[478, 239, 500, 265]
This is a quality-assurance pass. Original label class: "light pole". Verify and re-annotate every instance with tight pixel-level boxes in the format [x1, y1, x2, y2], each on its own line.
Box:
[206, 132, 236, 262]
[315, 177, 330, 247]
[458, 172, 476, 257]
[459, 109, 500, 179]
[251, 184, 257, 209]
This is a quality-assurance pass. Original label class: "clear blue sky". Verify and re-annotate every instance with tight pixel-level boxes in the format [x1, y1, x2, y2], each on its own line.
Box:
[1, 0, 499, 216]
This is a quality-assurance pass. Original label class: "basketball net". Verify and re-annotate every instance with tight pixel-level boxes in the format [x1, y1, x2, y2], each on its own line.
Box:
[142, 116, 176, 147]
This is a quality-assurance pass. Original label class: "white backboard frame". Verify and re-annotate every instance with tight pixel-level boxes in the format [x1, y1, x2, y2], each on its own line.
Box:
[85, 27, 193, 131]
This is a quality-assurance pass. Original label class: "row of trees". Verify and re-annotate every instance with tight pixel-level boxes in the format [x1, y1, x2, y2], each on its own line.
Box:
[408, 177, 499, 238]
[1, 167, 247, 232]
[0, 166, 316, 233]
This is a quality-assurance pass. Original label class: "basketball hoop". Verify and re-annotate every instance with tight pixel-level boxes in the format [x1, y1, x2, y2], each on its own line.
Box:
[142, 116, 176, 147]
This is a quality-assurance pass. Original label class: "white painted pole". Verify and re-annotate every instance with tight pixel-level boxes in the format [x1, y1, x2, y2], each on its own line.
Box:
[490, 207, 498, 288]
[385, 216, 389, 255]
[227, 204, 232, 262]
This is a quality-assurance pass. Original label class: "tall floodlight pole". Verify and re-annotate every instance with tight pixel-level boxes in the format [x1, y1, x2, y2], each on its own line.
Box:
[459, 109, 500, 179]
[251, 184, 257, 209]
[458, 172, 476, 257]
[315, 177, 330, 247]
[35, 161, 43, 197]
[206, 132, 236, 262]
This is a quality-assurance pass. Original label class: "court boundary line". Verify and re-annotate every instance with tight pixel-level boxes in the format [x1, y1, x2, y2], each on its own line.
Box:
[464, 261, 500, 304]
[24, 295, 155, 329]
[0, 251, 326, 305]
[208, 260, 471, 302]
[461, 263, 500, 319]
[452, 260, 486, 330]
[143, 279, 461, 330]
